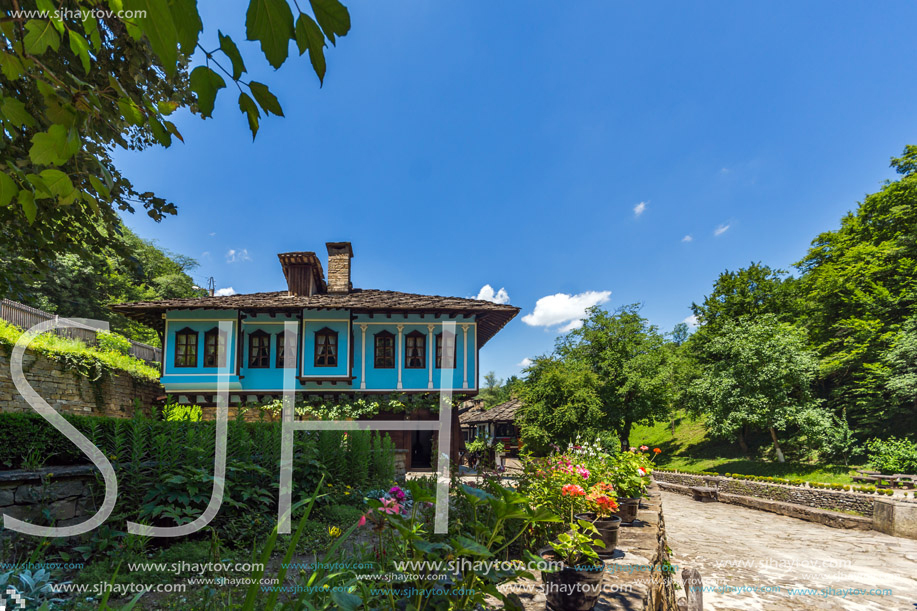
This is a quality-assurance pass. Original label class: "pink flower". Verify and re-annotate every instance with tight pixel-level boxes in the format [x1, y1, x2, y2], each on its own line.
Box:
[379, 497, 402, 514]
[358, 514, 367, 527]
[577, 467, 590, 479]
[389, 486, 406, 501]
[640, 445, 649, 451]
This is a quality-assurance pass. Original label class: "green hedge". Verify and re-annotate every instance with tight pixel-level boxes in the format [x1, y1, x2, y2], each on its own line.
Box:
[0, 411, 395, 487]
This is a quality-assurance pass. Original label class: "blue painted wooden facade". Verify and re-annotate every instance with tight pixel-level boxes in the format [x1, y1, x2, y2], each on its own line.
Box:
[112, 243, 517, 404]
[160, 310, 477, 394]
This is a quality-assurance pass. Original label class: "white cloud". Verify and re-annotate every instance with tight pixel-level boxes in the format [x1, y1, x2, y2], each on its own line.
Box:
[209, 232, 217, 237]
[714, 224, 730, 236]
[476, 284, 510, 304]
[720, 167, 731, 174]
[683, 314, 698, 328]
[522, 290, 612, 332]
[214, 287, 237, 297]
[633, 201, 647, 217]
[518, 357, 533, 368]
[226, 248, 251, 263]
[681, 235, 693, 243]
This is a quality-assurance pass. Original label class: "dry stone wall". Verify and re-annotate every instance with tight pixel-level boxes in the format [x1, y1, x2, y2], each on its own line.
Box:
[0, 351, 162, 417]
[0, 465, 98, 528]
[653, 470, 877, 516]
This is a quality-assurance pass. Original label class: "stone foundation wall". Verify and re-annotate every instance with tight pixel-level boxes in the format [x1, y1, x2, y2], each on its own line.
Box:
[653, 471, 877, 516]
[0, 465, 98, 528]
[0, 351, 162, 418]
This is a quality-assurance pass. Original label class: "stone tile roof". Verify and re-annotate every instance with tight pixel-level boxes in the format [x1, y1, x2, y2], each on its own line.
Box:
[459, 397, 522, 424]
[111, 289, 519, 346]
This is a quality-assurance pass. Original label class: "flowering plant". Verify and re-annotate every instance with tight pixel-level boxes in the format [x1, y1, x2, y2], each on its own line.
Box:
[584, 482, 619, 518]
[610, 448, 655, 498]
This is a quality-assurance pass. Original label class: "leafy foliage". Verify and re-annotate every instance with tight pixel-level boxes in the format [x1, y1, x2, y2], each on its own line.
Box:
[2, 223, 204, 344]
[0, 318, 159, 382]
[0, 0, 349, 296]
[686, 315, 826, 462]
[865, 436, 917, 474]
[794, 145, 917, 435]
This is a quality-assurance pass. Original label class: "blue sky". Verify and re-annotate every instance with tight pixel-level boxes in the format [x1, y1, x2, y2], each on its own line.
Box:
[117, 1, 917, 382]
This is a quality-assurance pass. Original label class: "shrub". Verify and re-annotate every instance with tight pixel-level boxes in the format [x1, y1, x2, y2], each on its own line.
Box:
[96, 331, 131, 355]
[0, 319, 158, 381]
[865, 437, 917, 475]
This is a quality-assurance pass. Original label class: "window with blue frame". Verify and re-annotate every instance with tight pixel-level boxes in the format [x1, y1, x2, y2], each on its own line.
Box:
[436, 332, 456, 368]
[405, 330, 425, 369]
[203, 327, 226, 368]
[374, 331, 395, 368]
[248, 330, 270, 368]
[174, 328, 198, 368]
[314, 327, 338, 367]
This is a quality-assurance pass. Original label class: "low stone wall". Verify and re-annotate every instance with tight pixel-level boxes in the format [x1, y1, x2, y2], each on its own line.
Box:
[601, 485, 680, 610]
[0, 465, 98, 528]
[653, 471, 877, 516]
[0, 351, 162, 418]
[497, 484, 689, 610]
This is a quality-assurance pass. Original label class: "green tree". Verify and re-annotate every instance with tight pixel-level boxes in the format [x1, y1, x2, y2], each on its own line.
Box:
[0, 0, 349, 296]
[555, 304, 672, 451]
[794, 145, 917, 434]
[882, 315, 917, 429]
[517, 357, 604, 454]
[690, 262, 797, 333]
[4, 223, 203, 344]
[686, 315, 824, 462]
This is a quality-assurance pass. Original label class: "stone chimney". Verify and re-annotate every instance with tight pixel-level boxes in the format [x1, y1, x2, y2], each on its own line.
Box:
[326, 242, 353, 294]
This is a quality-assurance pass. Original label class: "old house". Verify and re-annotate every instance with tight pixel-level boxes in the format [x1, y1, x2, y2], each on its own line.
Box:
[111, 242, 518, 469]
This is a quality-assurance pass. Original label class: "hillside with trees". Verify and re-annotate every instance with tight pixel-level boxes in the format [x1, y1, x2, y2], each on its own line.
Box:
[518, 146, 917, 474]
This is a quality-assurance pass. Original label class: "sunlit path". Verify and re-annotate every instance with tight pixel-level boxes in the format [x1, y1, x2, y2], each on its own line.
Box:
[661, 490, 917, 610]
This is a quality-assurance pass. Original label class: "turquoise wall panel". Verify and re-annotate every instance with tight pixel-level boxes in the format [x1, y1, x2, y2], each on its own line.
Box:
[160, 309, 479, 393]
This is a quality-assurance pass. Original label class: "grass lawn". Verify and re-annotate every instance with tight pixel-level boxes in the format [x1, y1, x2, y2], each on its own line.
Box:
[630, 411, 863, 485]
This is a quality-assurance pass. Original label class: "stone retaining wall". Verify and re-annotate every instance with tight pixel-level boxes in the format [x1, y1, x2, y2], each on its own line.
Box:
[0, 465, 98, 528]
[653, 471, 877, 516]
[498, 484, 687, 610]
[0, 351, 162, 418]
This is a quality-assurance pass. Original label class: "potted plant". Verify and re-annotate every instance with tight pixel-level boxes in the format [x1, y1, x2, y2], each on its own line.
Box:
[539, 519, 606, 611]
[609, 448, 654, 523]
[575, 482, 621, 556]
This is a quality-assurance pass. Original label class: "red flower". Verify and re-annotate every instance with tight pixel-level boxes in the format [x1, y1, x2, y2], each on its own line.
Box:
[653, 448, 661, 454]
[594, 495, 619, 513]
[561, 484, 585, 497]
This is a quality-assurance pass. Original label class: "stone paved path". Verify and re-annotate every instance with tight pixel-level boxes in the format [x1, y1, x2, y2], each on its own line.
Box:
[661, 490, 917, 610]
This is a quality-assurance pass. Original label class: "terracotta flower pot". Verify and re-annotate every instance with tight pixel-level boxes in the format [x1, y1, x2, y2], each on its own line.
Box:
[574, 513, 622, 556]
[613, 497, 640, 523]
[539, 548, 605, 611]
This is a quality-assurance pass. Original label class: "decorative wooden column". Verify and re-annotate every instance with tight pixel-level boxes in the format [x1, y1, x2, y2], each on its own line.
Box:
[359, 323, 367, 390]
[396, 324, 404, 390]
[427, 324, 435, 389]
[461, 323, 470, 389]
